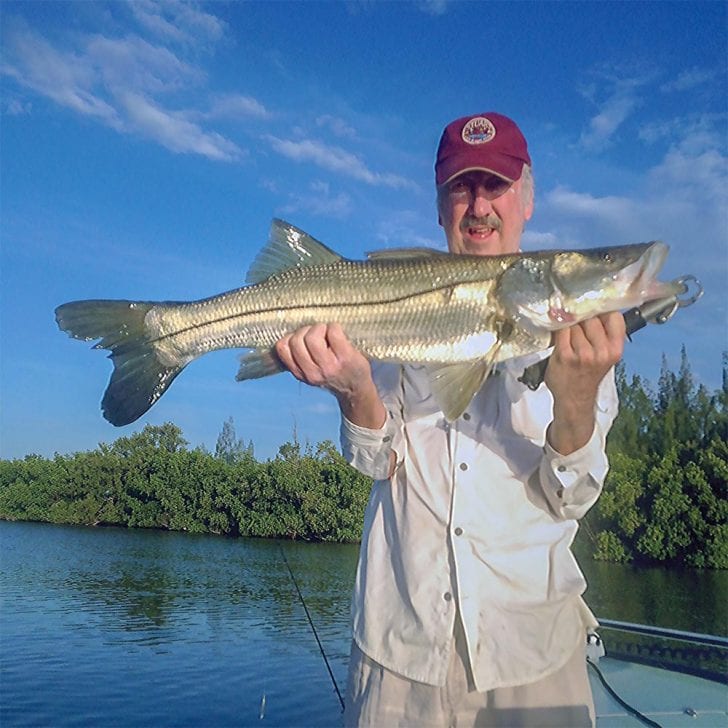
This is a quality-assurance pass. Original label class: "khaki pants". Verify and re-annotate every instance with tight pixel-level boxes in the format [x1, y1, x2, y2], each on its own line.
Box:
[344, 619, 595, 728]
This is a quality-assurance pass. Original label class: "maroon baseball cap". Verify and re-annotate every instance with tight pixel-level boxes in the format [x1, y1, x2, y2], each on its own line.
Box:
[435, 112, 531, 186]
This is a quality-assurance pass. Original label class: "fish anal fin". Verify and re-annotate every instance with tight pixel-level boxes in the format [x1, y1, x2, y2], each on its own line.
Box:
[236, 349, 284, 381]
[246, 219, 343, 284]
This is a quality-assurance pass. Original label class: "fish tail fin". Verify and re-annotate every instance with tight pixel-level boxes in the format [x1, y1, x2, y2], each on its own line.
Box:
[55, 300, 186, 426]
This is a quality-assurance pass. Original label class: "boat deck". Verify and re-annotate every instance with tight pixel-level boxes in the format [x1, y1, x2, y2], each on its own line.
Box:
[592, 657, 727, 727]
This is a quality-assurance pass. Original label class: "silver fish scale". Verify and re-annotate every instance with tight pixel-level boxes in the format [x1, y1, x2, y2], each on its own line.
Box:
[151, 255, 515, 364]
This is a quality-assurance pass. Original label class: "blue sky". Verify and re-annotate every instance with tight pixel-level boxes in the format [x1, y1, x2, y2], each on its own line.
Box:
[2, 0, 726, 461]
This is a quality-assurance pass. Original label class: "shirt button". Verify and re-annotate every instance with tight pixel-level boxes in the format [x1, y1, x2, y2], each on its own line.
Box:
[557, 465, 567, 472]
[556, 488, 564, 498]
[462, 412, 471, 421]
[443, 592, 452, 602]
[459, 463, 468, 471]
[382, 435, 391, 442]
[454, 527, 463, 536]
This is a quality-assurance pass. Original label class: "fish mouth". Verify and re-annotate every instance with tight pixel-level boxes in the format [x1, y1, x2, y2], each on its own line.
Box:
[623, 241, 682, 301]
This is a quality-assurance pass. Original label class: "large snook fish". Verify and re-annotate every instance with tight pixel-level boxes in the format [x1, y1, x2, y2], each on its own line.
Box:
[56, 219, 681, 425]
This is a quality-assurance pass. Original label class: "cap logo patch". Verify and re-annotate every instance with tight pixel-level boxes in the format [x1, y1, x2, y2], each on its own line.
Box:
[461, 117, 496, 145]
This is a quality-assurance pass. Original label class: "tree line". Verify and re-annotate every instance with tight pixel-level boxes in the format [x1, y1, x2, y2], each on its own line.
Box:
[0, 423, 371, 543]
[1, 350, 726, 567]
[584, 349, 727, 568]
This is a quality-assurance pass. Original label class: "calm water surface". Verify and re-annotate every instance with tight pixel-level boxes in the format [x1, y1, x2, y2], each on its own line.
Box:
[1, 522, 356, 727]
[1, 521, 725, 727]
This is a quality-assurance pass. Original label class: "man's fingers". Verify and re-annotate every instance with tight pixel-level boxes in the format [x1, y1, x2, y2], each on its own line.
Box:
[302, 323, 339, 377]
[325, 322, 355, 360]
[573, 318, 607, 358]
[274, 333, 306, 380]
[601, 311, 627, 344]
[552, 313, 626, 367]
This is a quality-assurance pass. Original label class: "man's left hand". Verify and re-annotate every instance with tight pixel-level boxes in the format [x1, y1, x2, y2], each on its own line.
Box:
[544, 311, 625, 455]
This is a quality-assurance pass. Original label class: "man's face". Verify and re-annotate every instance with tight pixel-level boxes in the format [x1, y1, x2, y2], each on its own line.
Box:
[438, 170, 533, 256]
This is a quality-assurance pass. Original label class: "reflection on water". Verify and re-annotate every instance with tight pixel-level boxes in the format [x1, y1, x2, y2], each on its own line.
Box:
[1, 522, 357, 727]
[1, 521, 725, 727]
[574, 541, 727, 636]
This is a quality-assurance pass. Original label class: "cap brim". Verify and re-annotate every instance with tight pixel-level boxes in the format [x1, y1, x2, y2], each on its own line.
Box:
[439, 165, 516, 187]
[436, 150, 526, 187]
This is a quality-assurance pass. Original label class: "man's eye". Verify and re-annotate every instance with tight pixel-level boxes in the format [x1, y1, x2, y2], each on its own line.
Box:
[449, 182, 469, 195]
[484, 178, 510, 196]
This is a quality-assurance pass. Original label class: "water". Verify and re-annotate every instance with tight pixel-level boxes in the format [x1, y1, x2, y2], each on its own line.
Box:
[1, 522, 356, 727]
[1, 521, 726, 726]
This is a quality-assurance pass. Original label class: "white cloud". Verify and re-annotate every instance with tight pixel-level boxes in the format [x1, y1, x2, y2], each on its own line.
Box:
[580, 94, 640, 150]
[417, 0, 449, 16]
[540, 115, 726, 294]
[661, 67, 716, 93]
[118, 91, 243, 160]
[278, 180, 353, 219]
[639, 112, 726, 153]
[204, 94, 271, 120]
[2, 27, 123, 129]
[546, 187, 637, 222]
[86, 33, 204, 94]
[374, 211, 443, 249]
[129, 0, 226, 46]
[1, 16, 248, 163]
[265, 135, 416, 190]
[578, 71, 654, 151]
[316, 114, 357, 139]
[521, 230, 559, 249]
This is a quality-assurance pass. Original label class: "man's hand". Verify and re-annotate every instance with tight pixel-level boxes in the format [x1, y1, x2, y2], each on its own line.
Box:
[544, 311, 625, 455]
[275, 323, 386, 429]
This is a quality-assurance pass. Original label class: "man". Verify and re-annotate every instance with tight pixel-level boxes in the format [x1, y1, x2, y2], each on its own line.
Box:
[276, 112, 625, 727]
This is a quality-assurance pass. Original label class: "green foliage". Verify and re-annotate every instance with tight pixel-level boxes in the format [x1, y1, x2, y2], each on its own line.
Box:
[593, 530, 631, 563]
[0, 423, 373, 544]
[214, 417, 253, 464]
[3, 350, 726, 566]
[584, 350, 728, 569]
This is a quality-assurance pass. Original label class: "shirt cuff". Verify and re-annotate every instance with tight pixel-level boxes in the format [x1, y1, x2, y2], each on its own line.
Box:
[340, 412, 400, 480]
[541, 425, 608, 516]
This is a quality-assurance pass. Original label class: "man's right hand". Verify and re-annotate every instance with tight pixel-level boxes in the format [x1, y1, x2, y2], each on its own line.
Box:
[275, 323, 386, 429]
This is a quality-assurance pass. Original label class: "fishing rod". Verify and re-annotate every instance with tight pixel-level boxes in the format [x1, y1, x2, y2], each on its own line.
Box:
[279, 544, 346, 713]
[518, 274, 704, 390]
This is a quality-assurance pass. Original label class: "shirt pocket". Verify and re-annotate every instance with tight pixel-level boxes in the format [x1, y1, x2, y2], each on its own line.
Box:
[501, 367, 553, 447]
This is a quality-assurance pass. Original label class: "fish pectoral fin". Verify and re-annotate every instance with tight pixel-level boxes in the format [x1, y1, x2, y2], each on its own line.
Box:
[236, 349, 284, 381]
[428, 344, 502, 421]
[246, 219, 343, 284]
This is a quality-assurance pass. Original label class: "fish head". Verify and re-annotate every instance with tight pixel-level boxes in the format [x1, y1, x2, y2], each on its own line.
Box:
[501, 241, 683, 330]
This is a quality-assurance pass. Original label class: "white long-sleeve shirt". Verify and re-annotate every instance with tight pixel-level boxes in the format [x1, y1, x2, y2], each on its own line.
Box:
[340, 352, 618, 692]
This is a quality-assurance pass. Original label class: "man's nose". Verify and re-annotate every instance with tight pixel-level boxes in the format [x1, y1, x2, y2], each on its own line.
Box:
[471, 185, 493, 218]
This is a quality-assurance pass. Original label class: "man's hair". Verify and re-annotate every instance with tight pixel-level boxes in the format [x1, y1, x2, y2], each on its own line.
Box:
[521, 164, 534, 207]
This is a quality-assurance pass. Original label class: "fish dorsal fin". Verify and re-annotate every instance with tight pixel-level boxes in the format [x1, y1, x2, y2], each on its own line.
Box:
[246, 219, 342, 284]
[427, 339, 502, 421]
[366, 247, 449, 261]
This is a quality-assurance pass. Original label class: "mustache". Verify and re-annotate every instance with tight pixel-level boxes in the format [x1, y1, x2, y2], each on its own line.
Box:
[461, 214, 502, 232]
